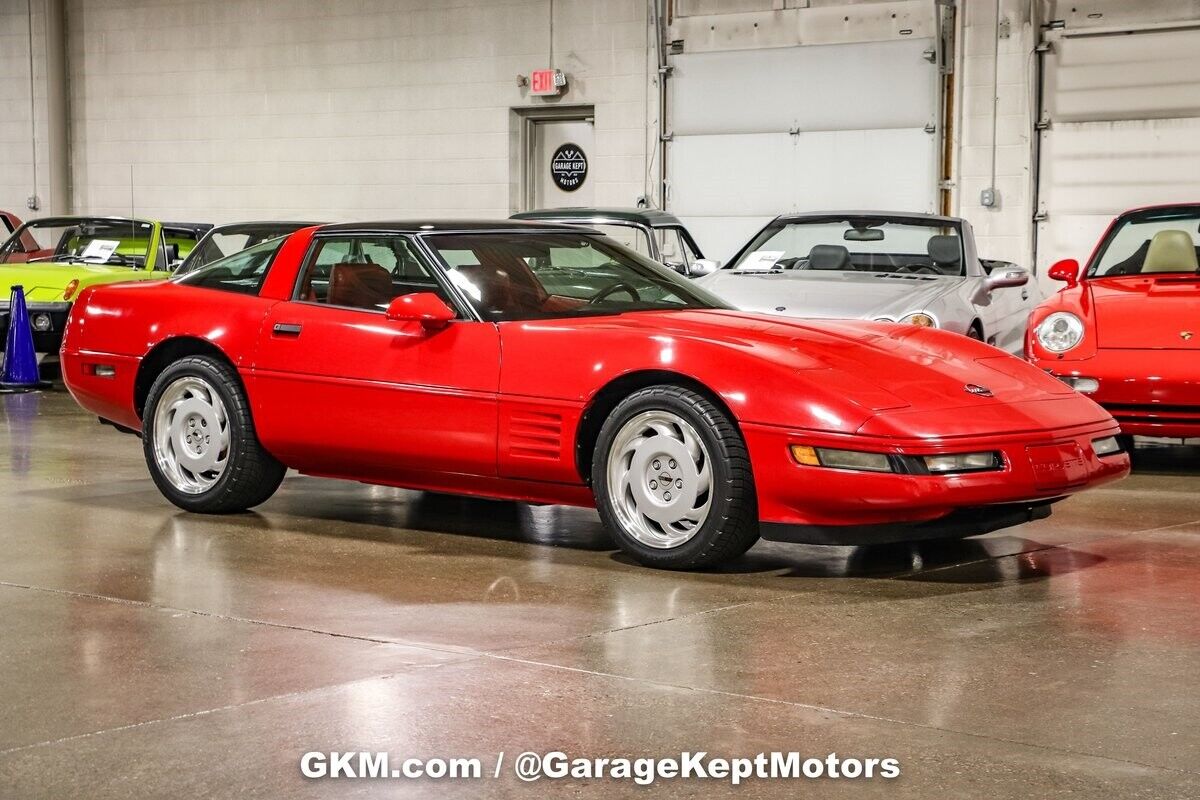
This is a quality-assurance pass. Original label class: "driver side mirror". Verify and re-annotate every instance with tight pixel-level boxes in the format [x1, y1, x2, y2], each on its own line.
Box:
[1048, 258, 1080, 288]
[385, 292, 456, 330]
[687, 258, 719, 277]
[984, 264, 1029, 291]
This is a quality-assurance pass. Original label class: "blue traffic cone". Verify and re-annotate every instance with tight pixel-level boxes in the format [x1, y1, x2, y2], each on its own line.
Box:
[1, 285, 51, 393]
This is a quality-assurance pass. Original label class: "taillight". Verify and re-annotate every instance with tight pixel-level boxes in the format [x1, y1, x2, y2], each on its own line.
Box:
[63, 280, 80, 301]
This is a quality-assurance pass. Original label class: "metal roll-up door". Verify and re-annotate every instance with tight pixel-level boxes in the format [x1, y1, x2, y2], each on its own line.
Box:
[667, 37, 941, 261]
[1035, 24, 1200, 284]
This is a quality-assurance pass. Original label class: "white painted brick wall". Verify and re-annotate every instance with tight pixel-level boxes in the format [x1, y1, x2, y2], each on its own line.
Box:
[7, 0, 1188, 258]
[60, 0, 654, 224]
[0, 0, 51, 218]
[953, 0, 1039, 270]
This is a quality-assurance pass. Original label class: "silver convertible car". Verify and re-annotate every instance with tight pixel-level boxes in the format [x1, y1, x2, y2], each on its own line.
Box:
[695, 212, 1041, 354]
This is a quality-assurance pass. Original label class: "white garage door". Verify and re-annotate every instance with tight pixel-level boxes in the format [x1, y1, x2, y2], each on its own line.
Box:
[667, 38, 939, 261]
[1036, 25, 1200, 287]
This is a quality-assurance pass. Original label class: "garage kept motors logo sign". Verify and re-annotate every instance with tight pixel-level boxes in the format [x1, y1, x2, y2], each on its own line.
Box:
[550, 143, 588, 192]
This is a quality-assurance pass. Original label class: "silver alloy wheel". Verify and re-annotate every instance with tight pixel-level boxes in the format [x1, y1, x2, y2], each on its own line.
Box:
[606, 409, 713, 549]
[152, 376, 231, 495]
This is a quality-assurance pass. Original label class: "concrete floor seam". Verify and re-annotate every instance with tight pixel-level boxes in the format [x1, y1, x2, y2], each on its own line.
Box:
[10, 569, 1182, 776]
[0, 670, 456, 759]
[4, 637, 1194, 783]
[0, 578, 487, 659]
[407, 651, 1200, 779]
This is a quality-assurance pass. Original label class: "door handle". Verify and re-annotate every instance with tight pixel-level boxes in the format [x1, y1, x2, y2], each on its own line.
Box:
[273, 323, 303, 337]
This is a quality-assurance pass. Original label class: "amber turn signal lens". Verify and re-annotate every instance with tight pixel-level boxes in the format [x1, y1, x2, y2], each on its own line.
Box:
[63, 280, 80, 301]
[790, 445, 821, 466]
[790, 445, 893, 473]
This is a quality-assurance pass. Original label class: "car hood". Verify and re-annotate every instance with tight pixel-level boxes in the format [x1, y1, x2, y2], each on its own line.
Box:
[612, 310, 1075, 413]
[1089, 276, 1200, 350]
[697, 269, 959, 320]
[0, 261, 157, 303]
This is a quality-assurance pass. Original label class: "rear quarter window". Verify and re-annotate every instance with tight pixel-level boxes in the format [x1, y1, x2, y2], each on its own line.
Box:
[175, 236, 286, 295]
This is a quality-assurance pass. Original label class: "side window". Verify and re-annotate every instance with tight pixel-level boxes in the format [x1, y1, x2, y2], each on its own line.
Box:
[179, 237, 286, 295]
[679, 232, 699, 265]
[655, 228, 691, 269]
[296, 235, 449, 312]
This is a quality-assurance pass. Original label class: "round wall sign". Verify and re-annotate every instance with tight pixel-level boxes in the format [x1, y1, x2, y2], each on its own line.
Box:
[550, 143, 588, 192]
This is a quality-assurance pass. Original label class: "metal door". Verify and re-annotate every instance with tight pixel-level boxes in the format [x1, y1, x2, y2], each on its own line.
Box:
[531, 118, 595, 208]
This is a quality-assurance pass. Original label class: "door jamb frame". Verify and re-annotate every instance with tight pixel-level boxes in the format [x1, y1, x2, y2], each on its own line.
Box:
[509, 104, 595, 212]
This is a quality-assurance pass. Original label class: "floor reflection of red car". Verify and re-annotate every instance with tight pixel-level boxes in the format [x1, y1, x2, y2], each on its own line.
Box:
[1028, 204, 1200, 440]
[62, 222, 1128, 570]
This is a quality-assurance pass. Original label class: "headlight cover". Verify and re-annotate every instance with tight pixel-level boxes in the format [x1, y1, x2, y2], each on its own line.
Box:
[1092, 436, 1122, 456]
[1036, 312, 1084, 353]
[922, 451, 1003, 474]
[901, 312, 936, 328]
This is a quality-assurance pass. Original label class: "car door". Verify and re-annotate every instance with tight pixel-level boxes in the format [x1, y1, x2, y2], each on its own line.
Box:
[251, 232, 501, 480]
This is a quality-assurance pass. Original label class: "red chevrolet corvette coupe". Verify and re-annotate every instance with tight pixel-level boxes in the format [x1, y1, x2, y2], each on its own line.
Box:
[1028, 204, 1200, 440]
[62, 221, 1128, 569]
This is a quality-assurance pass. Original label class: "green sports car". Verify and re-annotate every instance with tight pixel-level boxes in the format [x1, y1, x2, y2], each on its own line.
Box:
[0, 216, 196, 353]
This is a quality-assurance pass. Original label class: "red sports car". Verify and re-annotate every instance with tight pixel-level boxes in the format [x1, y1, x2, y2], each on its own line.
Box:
[62, 221, 1128, 569]
[1028, 204, 1200, 441]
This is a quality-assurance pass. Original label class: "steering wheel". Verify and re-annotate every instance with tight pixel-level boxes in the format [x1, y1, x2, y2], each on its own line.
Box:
[893, 263, 939, 275]
[587, 280, 641, 304]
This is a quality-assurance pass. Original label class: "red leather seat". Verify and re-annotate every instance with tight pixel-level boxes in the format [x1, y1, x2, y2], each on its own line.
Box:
[455, 263, 518, 316]
[327, 262, 393, 309]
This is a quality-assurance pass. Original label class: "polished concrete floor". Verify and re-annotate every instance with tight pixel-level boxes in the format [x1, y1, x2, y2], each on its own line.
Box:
[1, 389, 1198, 798]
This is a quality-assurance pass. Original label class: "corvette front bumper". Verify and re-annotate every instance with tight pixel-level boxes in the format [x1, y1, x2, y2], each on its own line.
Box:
[743, 414, 1129, 542]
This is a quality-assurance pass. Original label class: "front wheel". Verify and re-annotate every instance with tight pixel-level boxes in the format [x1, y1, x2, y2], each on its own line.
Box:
[592, 386, 759, 569]
[142, 355, 285, 513]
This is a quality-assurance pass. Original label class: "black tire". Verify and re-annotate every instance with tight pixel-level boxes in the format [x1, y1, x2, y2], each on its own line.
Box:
[142, 355, 285, 513]
[967, 323, 984, 341]
[592, 386, 759, 569]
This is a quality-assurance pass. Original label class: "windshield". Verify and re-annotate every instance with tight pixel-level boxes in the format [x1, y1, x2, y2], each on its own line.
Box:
[177, 224, 309, 275]
[0, 218, 155, 268]
[424, 232, 727, 321]
[174, 236, 287, 295]
[1088, 208, 1200, 277]
[729, 217, 965, 276]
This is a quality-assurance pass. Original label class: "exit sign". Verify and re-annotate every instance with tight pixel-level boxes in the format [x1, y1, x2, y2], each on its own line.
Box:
[530, 68, 565, 96]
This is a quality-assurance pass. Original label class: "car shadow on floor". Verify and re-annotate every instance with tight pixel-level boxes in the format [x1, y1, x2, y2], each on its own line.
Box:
[636, 535, 1106, 585]
[35, 473, 1106, 588]
[268, 478, 1101, 585]
[263, 481, 617, 553]
[100, 472, 1103, 587]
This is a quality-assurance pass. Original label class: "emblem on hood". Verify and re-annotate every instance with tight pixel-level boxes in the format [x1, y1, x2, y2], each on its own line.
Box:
[1182, 331, 1194, 341]
[964, 384, 993, 397]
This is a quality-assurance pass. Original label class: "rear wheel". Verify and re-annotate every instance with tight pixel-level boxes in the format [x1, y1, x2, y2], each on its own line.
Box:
[592, 386, 759, 569]
[143, 355, 285, 513]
